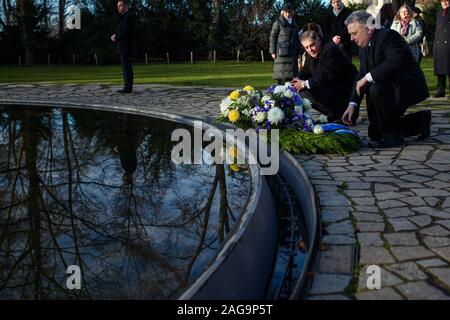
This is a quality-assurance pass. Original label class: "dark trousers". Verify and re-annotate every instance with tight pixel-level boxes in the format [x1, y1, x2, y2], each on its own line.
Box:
[120, 54, 134, 90]
[366, 81, 428, 141]
[436, 75, 450, 95]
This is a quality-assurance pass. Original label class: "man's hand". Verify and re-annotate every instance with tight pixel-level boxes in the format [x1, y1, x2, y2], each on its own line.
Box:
[356, 77, 368, 96]
[332, 35, 341, 45]
[291, 78, 303, 92]
[342, 104, 356, 125]
[111, 34, 116, 42]
[271, 53, 276, 60]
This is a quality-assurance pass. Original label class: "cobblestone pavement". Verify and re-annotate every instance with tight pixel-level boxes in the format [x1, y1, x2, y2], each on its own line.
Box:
[1, 83, 449, 300]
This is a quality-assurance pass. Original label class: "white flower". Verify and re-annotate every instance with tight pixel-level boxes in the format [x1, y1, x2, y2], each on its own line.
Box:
[220, 98, 231, 116]
[266, 99, 275, 108]
[249, 90, 260, 99]
[274, 85, 286, 95]
[284, 89, 294, 98]
[313, 125, 324, 135]
[253, 112, 267, 123]
[267, 107, 285, 125]
[319, 114, 328, 124]
[237, 96, 247, 105]
[261, 95, 271, 103]
[284, 82, 292, 87]
[302, 98, 312, 111]
[242, 109, 250, 116]
[294, 105, 303, 114]
[305, 119, 313, 128]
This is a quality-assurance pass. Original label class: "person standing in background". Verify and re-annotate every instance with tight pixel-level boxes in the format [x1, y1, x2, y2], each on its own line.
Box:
[433, 0, 450, 98]
[390, 4, 423, 62]
[412, 7, 426, 64]
[111, 0, 134, 94]
[270, 3, 301, 85]
[329, 0, 353, 59]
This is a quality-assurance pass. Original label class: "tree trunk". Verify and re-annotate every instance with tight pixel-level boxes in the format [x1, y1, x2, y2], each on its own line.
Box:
[208, 0, 221, 60]
[17, 0, 36, 64]
[58, 0, 66, 39]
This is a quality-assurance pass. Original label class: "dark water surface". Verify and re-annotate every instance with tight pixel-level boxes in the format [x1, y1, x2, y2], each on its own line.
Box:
[0, 105, 252, 299]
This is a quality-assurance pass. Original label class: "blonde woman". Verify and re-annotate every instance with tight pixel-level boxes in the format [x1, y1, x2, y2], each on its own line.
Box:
[390, 4, 423, 62]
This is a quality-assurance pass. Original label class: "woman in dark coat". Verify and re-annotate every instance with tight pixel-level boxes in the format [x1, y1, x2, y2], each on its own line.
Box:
[291, 31, 358, 122]
[269, 4, 301, 84]
[433, 0, 450, 98]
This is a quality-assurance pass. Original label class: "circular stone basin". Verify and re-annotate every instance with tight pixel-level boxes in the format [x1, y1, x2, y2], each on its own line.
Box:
[0, 105, 254, 299]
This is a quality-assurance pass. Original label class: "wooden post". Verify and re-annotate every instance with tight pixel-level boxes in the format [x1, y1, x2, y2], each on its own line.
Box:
[48, 54, 50, 66]
[261, 50, 265, 63]
[19, 56, 22, 67]
[166, 52, 170, 64]
[94, 53, 98, 66]
[145, 53, 148, 65]
[237, 49, 240, 63]
[213, 50, 216, 62]
[190, 51, 194, 64]
[73, 53, 76, 65]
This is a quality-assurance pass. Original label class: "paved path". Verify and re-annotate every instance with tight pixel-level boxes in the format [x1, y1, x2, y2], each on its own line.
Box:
[1, 83, 449, 300]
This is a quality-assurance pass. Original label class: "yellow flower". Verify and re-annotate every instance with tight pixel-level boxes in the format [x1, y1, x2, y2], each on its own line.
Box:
[228, 146, 238, 159]
[229, 164, 240, 172]
[243, 85, 255, 92]
[229, 90, 240, 101]
[228, 109, 240, 123]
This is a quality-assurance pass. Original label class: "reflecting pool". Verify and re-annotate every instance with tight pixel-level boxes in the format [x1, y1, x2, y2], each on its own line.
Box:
[0, 105, 252, 299]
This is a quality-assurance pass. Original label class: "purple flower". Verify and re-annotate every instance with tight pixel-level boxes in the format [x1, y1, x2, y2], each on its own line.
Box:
[293, 94, 302, 106]
[279, 97, 292, 108]
[267, 85, 276, 95]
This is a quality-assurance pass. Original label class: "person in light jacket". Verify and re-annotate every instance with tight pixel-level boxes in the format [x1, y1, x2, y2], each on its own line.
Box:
[390, 4, 423, 62]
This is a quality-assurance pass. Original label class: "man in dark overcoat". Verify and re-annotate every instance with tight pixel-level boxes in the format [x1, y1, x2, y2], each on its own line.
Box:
[433, 0, 450, 98]
[291, 31, 358, 123]
[329, 0, 353, 59]
[341, 10, 431, 148]
[111, 0, 134, 94]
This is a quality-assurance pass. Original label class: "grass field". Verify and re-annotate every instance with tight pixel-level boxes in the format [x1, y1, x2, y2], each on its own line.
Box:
[0, 57, 439, 94]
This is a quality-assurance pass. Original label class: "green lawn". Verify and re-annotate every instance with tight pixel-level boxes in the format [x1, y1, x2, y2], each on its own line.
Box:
[0, 57, 439, 93]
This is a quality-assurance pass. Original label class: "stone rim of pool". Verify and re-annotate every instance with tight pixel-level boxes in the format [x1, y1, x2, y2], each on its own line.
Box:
[0, 100, 320, 300]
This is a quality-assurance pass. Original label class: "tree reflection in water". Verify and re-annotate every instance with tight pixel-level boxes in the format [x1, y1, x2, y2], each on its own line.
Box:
[0, 106, 251, 299]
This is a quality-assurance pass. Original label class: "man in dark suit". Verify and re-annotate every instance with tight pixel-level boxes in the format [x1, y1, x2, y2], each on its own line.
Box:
[329, 0, 353, 59]
[341, 10, 431, 148]
[433, 0, 450, 98]
[291, 31, 358, 122]
[111, 0, 134, 94]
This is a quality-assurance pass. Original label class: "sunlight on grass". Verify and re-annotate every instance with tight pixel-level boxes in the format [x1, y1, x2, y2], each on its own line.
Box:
[0, 57, 438, 92]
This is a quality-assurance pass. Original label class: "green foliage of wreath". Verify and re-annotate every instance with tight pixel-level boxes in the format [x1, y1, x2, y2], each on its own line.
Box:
[278, 129, 361, 155]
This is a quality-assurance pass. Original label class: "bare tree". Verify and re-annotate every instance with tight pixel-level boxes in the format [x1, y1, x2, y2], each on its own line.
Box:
[58, 0, 66, 38]
[208, 0, 221, 59]
[16, 0, 35, 64]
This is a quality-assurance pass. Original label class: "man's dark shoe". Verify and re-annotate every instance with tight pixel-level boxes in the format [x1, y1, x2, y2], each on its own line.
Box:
[117, 88, 132, 94]
[432, 92, 445, 98]
[373, 137, 404, 148]
[418, 110, 431, 140]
